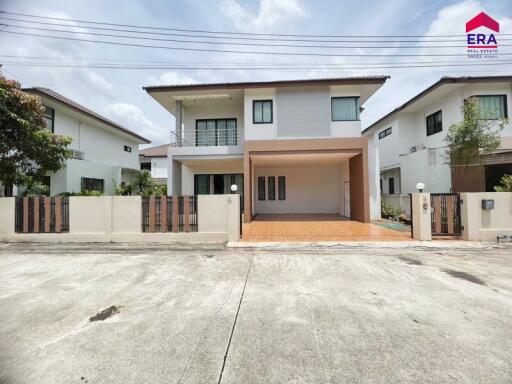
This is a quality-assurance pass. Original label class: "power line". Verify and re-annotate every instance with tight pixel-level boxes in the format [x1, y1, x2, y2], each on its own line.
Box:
[2, 61, 510, 70]
[2, 54, 510, 66]
[3, 23, 498, 49]
[2, 15, 509, 43]
[4, 30, 510, 58]
[2, 10, 511, 38]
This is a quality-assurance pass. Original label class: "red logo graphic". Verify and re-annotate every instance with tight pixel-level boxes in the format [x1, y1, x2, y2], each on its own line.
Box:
[466, 12, 499, 57]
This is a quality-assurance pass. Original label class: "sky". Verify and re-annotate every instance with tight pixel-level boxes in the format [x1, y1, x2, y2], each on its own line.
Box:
[0, 0, 511, 148]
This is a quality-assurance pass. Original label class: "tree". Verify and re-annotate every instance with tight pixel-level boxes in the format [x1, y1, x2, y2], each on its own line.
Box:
[0, 74, 72, 188]
[494, 174, 512, 192]
[445, 97, 505, 167]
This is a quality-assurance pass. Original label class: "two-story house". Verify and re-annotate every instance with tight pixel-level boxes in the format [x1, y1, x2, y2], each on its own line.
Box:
[23, 87, 150, 195]
[364, 76, 512, 199]
[145, 77, 388, 222]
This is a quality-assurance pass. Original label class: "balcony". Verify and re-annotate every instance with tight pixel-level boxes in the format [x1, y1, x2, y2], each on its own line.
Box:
[171, 127, 244, 148]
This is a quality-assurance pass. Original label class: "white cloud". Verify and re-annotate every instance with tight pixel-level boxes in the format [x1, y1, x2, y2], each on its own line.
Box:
[86, 71, 113, 93]
[148, 72, 200, 86]
[102, 103, 166, 145]
[221, 0, 307, 32]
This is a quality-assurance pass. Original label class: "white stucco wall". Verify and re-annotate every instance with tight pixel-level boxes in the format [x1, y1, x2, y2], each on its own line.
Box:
[148, 157, 168, 179]
[253, 164, 346, 214]
[244, 88, 277, 140]
[50, 159, 121, 195]
[40, 97, 145, 195]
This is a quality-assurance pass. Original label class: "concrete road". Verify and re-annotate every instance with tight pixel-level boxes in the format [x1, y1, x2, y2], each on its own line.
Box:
[0, 243, 511, 383]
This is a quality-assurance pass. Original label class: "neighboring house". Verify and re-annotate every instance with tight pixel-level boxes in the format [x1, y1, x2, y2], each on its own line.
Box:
[139, 144, 168, 184]
[144, 76, 388, 222]
[20, 87, 150, 195]
[363, 76, 512, 199]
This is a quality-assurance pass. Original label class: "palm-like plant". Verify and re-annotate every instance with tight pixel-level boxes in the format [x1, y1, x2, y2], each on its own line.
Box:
[18, 174, 49, 196]
[494, 175, 512, 192]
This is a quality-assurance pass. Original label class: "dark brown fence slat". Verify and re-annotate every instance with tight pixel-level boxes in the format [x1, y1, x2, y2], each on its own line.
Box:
[161, 195, 168, 232]
[172, 197, 179, 233]
[33, 197, 40, 233]
[54, 197, 62, 233]
[184, 196, 190, 232]
[149, 196, 156, 232]
[22, 197, 29, 233]
[446, 196, 454, 234]
[434, 197, 441, 234]
[44, 197, 51, 232]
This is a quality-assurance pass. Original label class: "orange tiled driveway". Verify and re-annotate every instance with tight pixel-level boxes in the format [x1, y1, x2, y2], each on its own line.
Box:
[242, 214, 411, 242]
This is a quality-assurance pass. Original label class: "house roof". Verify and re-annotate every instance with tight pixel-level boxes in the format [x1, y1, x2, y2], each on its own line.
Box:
[23, 87, 151, 143]
[143, 76, 389, 93]
[362, 75, 512, 135]
[139, 143, 168, 158]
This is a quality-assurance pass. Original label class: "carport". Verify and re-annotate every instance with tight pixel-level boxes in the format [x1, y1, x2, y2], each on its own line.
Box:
[243, 137, 370, 223]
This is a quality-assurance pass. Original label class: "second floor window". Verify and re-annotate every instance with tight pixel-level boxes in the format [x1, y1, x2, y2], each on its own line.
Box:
[253, 100, 273, 124]
[331, 97, 360, 121]
[475, 95, 507, 120]
[43, 106, 55, 132]
[379, 127, 392, 139]
[196, 119, 237, 146]
[426, 110, 442, 136]
[140, 162, 151, 171]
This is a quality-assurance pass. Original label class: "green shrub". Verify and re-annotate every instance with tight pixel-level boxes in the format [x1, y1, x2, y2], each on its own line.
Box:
[494, 174, 512, 192]
[381, 199, 404, 219]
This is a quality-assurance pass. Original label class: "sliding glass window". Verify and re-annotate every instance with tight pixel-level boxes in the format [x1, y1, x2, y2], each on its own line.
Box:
[196, 119, 237, 146]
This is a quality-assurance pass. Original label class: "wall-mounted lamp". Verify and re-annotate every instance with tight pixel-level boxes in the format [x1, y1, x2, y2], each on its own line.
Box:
[230, 184, 238, 192]
[416, 182, 425, 193]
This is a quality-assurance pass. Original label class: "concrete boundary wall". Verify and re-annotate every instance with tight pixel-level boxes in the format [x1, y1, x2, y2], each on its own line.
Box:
[460, 192, 512, 242]
[0, 195, 238, 243]
[0, 198, 15, 234]
[198, 194, 240, 242]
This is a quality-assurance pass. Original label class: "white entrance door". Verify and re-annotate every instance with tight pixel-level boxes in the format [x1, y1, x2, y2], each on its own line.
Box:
[344, 181, 350, 218]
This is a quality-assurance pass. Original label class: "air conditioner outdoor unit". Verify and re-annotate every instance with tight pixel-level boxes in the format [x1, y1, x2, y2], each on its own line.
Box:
[71, 150, 85, 160]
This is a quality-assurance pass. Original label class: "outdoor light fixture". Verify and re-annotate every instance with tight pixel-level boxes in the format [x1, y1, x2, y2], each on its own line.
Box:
[230, 184, 238, 192]
[416, 182, 425, 193]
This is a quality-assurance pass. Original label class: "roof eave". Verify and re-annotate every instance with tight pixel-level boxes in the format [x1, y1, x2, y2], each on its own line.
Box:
[24, 88, 151, 144]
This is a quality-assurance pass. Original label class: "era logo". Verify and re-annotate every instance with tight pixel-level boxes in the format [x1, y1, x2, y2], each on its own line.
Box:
[466, 12, 499, 49]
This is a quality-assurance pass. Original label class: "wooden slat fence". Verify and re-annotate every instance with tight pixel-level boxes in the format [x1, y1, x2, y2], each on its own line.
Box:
[15, 196, 69, 233]
[142, 196, 197, 233]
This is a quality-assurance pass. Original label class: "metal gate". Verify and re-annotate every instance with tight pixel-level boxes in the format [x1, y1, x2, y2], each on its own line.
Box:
[430, 193, 461, 236]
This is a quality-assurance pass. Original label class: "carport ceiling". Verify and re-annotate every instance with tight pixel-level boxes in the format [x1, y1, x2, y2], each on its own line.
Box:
[251, 152, 357, 167]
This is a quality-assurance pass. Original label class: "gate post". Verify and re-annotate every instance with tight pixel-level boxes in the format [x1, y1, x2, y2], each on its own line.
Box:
[411, 193, 431, 241]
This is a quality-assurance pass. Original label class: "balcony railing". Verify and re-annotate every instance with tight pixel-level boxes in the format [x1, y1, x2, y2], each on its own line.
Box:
[171, 128, 243, 147]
